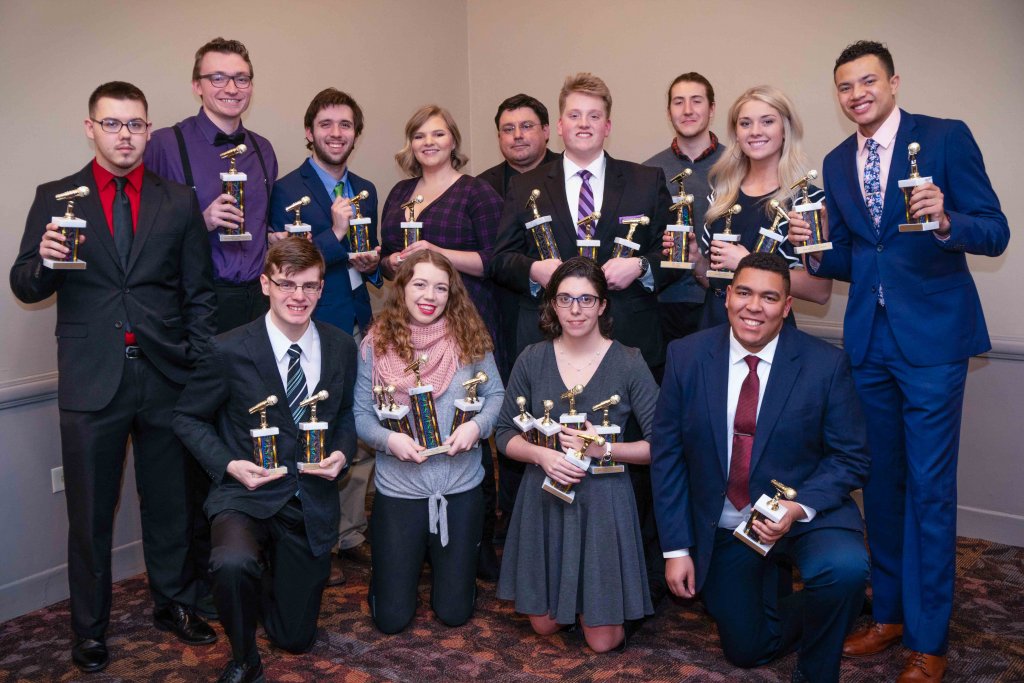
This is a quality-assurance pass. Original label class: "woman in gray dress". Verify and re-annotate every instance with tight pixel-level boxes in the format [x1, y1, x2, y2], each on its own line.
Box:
[495, 257, 658, 653]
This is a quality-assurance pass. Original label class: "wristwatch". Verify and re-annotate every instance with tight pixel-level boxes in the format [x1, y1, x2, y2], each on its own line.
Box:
[637, 255, 650, 277]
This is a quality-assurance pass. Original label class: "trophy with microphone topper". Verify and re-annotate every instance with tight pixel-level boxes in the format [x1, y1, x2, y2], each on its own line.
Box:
[753, 199, 790, 255]
[590, 394, 624, 474]
[576, 211, 601, 260]
[559, 384, 586, 431]
[525, 189, 561, 260]
[44, 186, 90, 270]
[541, 432, 605, 504]
[611, 214, 649, 258]
[372, 385, 414, 437]
[707, 204, 742, 280]
[451, 371, 488, 432]
[664, 176, 696, 270]
[347, 190, 374, 256]
[284, 196, 311, 236]
[296, 390, 329, 471]
[400, 195, 424, 247]
[249, 395, 287, 475]
[898, 142, 941, 232]
[219, 144, 251, 241]
[734, 479, 799, 556]
[791, 170, 831, 254]
[534, 399, 561, 450]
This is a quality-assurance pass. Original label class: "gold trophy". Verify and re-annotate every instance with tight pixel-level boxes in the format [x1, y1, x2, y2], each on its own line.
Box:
[707, 204, 743, 280]
[218, 144, 251, 241]
[791, 170, 832, 254]
[284, 196, 311, 236]
[406, 354, 450, 456]
[249, 395, 287, 475]
[534, 399, 562, 450]
[513, 395, 538, 445]
[664, 193, 696, 270]
[400, 195, 424, 248]
[296, 390, 329, 471]
[44, 186, 90, 270]
[541, 432, 605, 504]
[753, 199, 790, 255]
[559, 384, 586, 431]
[611, 214, 649, 258]
[452, 371, 488, 432]
[525, 189, 561, 260]
[898, 142, 941, 232]
[347, 189, 374, 255]
[576, 211, 601, 260]
[590, 395, 623, 474]
[733, 479, 798, 556]
[372, 385, 414, 437]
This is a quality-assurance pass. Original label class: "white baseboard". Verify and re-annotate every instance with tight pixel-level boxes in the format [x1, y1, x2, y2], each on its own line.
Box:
[957, 505, 1024, 547]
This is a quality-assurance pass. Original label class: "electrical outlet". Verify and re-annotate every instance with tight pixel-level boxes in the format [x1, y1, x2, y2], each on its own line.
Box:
[51, 467, 64, 493]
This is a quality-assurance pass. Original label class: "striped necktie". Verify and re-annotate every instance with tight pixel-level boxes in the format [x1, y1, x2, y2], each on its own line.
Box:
[286, 344, 308, 424]
[577, 169, 594, 238]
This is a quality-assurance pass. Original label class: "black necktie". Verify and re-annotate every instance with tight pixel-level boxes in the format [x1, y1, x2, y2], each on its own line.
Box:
[112, 177, 133, 268]
[286, 344, 308, 424]
[213, 131, 245, 146]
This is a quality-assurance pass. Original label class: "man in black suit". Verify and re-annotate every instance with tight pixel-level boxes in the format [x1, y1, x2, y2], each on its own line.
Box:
[10, 81, 218, 673]
[174, 238, 357, 683]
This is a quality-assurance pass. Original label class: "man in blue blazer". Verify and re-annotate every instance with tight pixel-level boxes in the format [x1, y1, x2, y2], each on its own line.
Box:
[651, 253, 870, 683]
[788, 42, 1009, 681]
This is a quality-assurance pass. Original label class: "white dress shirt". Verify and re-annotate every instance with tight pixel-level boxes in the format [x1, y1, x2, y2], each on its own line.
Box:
[264, 314, 322, 397]
[563, 154, 607, 222]
[855, 107, 901, 206]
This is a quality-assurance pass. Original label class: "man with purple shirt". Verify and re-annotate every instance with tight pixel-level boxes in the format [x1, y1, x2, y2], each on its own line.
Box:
[145, 36, 278, 335]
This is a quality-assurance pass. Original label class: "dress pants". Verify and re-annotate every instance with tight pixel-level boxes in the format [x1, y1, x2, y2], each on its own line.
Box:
[210, 500, 331, 666]
[213, 280, 269, 335]
[854, 306, 968, 655]
[59, 354, 195, 639]
[700, 527, 867, 683]
[337, 441, 374, 551]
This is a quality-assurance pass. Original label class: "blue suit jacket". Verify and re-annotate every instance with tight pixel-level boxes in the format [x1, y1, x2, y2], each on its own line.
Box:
[814, 110, 1009, 367]
[650, 324, 869, 592]
[270, 159, 382, 333]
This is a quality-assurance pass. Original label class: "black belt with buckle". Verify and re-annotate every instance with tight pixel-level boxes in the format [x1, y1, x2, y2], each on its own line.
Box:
[125, 345, 143, 359]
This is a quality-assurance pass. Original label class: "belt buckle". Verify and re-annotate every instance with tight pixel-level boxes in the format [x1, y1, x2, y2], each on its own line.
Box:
[125, 345, 142, 359]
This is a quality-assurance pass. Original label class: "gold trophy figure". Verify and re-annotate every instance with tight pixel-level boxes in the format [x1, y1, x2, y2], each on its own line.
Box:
[534, 399, 562, 450]
[707, 204, 743, 280]
[218, 144, 251, 241]
[791, 170, 832, 254]
[525, 189, 561, 260]
[591, 395, 624, 474]
[249, 395, 287, 474]
[576, 210, 601, 260]
[372, 384, 414, 437]
[406, 354, 450, 456]
[297, 390, 329, 471]
[347, 189, 374, 255]
[753, 200, 790, 255]
[898, 142, 941, 232]
[558, 384, 586, 430]
[284, 196, 311, 236]
[611, 214, 650, 258]
[663, 193, 696, 270]
[44, 186, 90, 270]
[513, 395, 538, 445]
[541, 432, 606, 504]
[452, 371, 488, 433]
[733, 479, 799, 556]
[400, 195, 425, 248]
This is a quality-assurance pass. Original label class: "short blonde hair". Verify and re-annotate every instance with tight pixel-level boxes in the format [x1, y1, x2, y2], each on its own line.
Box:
[394, 105, 469, 177]
[558, 72, 612, 117]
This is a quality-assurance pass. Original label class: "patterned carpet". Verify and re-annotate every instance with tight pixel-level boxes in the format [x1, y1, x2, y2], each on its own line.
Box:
[1, 537, 1021, 682]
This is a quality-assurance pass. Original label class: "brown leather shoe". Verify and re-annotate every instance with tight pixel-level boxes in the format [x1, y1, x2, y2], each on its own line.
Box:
[842, 622, 903, 657]
[327, 556, 346, 587]
[339, 543, 372, 565]
[897, 651, 947, 681]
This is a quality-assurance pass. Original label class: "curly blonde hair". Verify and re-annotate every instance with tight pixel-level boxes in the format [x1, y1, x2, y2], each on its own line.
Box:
[369, 250, 492, 364]
[394, 105, 469, 177]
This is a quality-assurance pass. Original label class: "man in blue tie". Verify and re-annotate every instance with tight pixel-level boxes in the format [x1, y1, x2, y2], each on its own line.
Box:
[787, 41, 1010, 682]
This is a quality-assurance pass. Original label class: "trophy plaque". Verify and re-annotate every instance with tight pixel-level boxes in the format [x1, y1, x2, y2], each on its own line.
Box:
[898, 142, 941, 232]
[707, 204, 743, 280]
[559, 384, 586, 431]
[733, 479, 799, 556]
[525, 189, 561, 260]
[399, 194, 425, 248]
[249, 395, 287, 475]
[284, 195, 312, 236]
[663, 193, 696, 270]
[591, 394, 624, 474]
[513, 395, 538, 445]
[611, 214, 649, 258]
[753, 199, 789, 255]
[347, 189, 374, 255]
[452, 371, 488, 432]
[44, 186, 90, 270]
[297, 390, 329, 471]
[218, 144, 251, 241]
[372, 384, 414, 437]
[534, 399, 562, 450]
[576, 211, 601, 260]
[541, 432, 605, 504]
[791, 170, 832, 254]
[406, 354, 450, 456]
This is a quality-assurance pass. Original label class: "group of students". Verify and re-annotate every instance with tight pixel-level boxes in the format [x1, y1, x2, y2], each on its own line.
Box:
[11, 34, 1009, 683]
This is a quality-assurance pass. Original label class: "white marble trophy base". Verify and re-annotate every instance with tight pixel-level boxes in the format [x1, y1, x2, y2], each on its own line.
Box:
[733, 493, 787, 556]
[898, 176, 941, 232]
[513, 413, 536, 434]
[250, 426, 287, 475]
[542, 450, 592, 503]
[559, 413, 586, 430]
[525, 215, 553, 230]
[577, 239, 600, 256]
[794, 241, 833, 254]
[420, 444, 451, 457]
[219, 232, 252, 242]
[612, 236, 640, 257]
[286, 222, 311, 235]
[374, 404, 410, 422]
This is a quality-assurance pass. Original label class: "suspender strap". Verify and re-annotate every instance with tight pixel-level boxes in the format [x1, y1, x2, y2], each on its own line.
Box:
[172, 125, 195, 191]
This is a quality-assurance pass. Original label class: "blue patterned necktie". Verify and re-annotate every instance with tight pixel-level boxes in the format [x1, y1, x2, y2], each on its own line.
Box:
[864, 139, 883, 233]
[577, 169, 594, 238]
[286, 344, 308, 424]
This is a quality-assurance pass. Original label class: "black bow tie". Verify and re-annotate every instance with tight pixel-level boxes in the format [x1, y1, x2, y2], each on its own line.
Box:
[213, 131, 245, 147]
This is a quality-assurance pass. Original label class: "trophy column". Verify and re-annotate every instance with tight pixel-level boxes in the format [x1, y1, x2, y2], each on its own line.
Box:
[707, 204, 743, 280]
[297, 390, 329, 471]
[284, 196, 311, 236]
[249, 395, 287, 475]
[663, 193, 696, 270]
[576, 211, 601, 260]
[590, 395, 624, 474]
[44, 186, 90, 270]
[219, 144, 251, 242]
[347, 190, 374, 255]
[405, 354, 450, 457]
[525, 189, 561, 261]
[791, 170, 832, 254]
[898, 142, 941, 232]
[400, 194, 425, 248]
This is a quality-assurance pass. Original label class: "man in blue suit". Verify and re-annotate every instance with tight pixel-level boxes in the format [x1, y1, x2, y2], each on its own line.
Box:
[788, 42, 1009, 682]
[270, 88, 382, 585]
[651, 253, 870, 683]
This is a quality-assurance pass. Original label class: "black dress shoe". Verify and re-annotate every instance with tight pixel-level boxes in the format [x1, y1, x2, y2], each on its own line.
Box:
[71, 637, 109, 673]
[216, 659, 265, 683]
[339, 543, 373, 565]
[195, 592, 220, 621]
[153, 603, 217, 644]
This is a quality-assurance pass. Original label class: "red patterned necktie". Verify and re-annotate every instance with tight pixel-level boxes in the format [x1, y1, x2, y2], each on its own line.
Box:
[727, 355, 759, 509]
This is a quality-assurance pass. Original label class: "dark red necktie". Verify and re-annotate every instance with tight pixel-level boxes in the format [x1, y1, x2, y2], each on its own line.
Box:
[727, 355, 759, 509]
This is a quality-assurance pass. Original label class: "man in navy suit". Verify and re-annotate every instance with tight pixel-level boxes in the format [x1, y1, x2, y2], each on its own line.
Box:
[651, 253, 870, 683]
[270, 88, 382, 586]
[174, 238, 357, 683]
[788, 42, 1009, 681]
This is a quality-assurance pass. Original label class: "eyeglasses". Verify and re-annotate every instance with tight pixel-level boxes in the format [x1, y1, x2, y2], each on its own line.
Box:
[268, 276, 322, 295]
[500, 121, 541, 136]
[198, 73, 253, 89]
[90, 118, 150, 135]
[554, 293, 600, 308]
